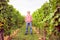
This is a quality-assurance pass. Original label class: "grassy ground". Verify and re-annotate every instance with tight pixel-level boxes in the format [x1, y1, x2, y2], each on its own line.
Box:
[11, 25, 39, 40]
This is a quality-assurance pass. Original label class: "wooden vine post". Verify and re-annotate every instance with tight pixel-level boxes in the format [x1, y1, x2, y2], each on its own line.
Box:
[0, 21, 4, 40]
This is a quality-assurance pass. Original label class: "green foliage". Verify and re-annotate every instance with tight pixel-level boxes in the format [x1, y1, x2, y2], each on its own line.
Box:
[32, 0, 60, 40]
[0, 0, 24, 36]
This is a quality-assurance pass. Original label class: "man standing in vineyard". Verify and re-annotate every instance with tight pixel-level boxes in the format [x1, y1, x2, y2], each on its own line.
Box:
[25, 11, 32, 35]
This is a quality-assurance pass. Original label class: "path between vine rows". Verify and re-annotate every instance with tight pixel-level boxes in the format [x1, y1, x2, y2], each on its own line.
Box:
[4, 25, 43, 40]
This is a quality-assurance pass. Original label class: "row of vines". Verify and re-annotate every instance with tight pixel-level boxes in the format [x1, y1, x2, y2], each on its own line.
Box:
[32, 0, 60, 40]
[0, 0, 24, 36]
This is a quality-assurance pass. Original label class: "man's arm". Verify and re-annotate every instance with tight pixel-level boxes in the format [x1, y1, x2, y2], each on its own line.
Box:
[31, 16, 32, 22]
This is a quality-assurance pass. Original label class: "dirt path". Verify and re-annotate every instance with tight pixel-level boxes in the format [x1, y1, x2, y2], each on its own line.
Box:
[4, 29, 20, 40]
[4, 26, 44, 40]
[10, 25, 39, 40]
[32, 26, 46, 40]
[32, 27, 41, 40]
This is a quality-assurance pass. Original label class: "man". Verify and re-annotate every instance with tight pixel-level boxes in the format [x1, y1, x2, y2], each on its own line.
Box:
[25, 11, 32, 35]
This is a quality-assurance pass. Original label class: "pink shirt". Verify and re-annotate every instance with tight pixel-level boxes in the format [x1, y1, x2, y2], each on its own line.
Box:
[25, 14, 32, 22]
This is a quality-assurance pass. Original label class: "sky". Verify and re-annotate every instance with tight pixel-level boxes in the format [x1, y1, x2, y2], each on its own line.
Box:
[8, 0, 49, 16]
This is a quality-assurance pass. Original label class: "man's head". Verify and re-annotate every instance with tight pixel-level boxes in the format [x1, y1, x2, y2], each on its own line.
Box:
[27, 11, 30, 15]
